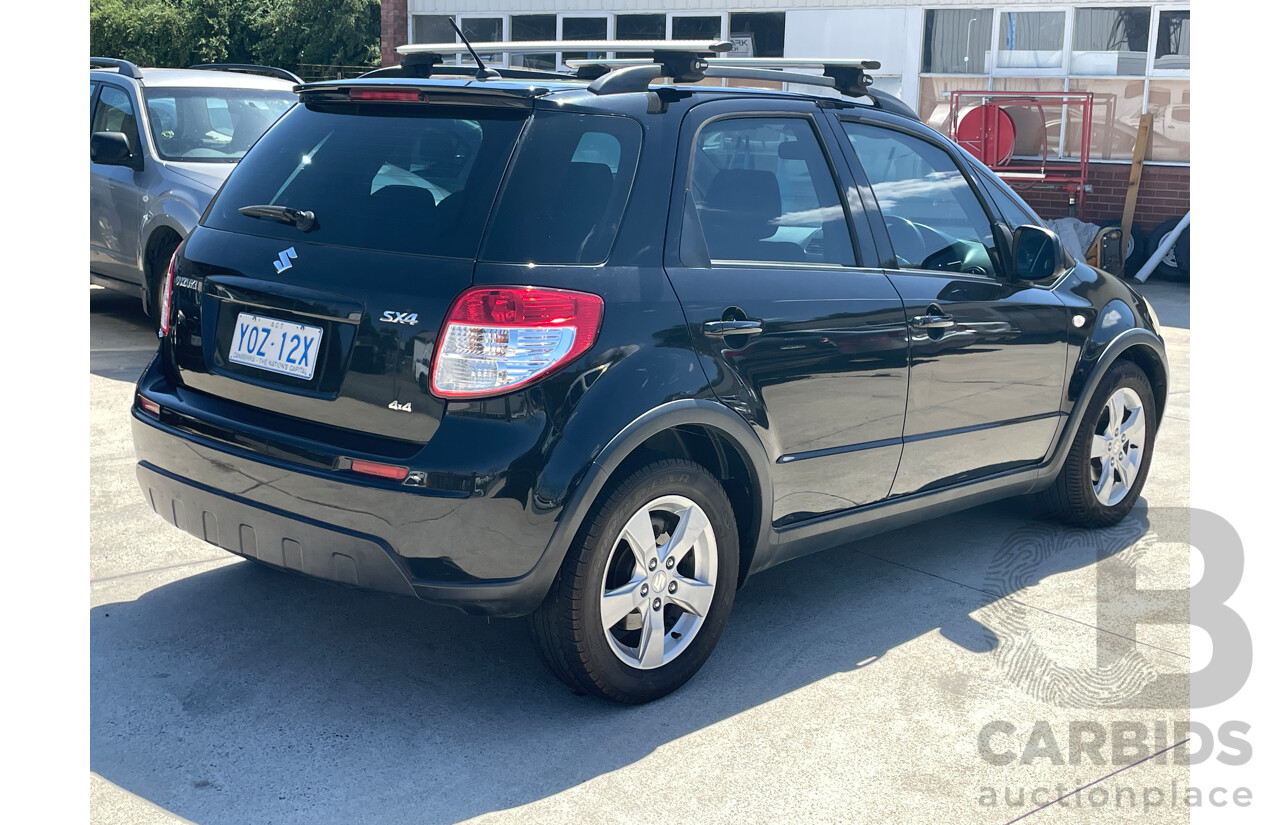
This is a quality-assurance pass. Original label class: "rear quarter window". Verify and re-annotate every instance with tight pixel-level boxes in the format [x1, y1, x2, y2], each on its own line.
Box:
[203, 103, 526, 258]
[481, 112, 642, 265]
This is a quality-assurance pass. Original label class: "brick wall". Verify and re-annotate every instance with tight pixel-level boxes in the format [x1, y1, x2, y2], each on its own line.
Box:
[381, 2, 408, 68]
[1015, 163, 1190, 235]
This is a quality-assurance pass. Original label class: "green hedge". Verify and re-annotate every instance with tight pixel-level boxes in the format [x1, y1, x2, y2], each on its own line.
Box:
[89, 0, 381, 73]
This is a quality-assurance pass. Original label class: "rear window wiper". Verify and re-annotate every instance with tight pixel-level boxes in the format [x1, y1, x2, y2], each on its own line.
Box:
[237, 204, 317, 232]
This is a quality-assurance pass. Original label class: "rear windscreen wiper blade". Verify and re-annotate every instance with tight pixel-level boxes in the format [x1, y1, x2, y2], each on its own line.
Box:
[237, 204, 317, 232]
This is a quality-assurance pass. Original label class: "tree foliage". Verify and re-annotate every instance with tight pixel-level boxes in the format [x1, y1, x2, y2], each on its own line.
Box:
[89, 0, 382, 72]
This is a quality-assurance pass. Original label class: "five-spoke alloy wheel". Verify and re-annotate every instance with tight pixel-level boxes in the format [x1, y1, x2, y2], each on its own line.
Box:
[531, 459, 738, 704]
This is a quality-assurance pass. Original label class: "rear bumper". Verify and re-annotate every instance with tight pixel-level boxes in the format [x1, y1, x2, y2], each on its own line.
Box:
[131, 408, 564, 616]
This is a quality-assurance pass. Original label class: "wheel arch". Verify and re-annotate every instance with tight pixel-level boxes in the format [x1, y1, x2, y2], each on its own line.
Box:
[554, 400, 774, 592]
[141, 223, 184, 313]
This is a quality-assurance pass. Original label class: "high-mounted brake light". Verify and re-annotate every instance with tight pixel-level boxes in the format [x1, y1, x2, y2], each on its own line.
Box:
[349, 88, 425, 102]
[157, 246, 179, 338]
[350, 459, 410, 481]
[431, 286, 604, 399]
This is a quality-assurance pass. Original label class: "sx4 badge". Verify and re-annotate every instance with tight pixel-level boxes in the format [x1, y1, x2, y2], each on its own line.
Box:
[381, 311, 419, 325]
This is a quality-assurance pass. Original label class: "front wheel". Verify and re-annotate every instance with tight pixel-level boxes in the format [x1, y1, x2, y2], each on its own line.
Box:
[531, 459, 739, 704]
[1038, 360, 1156, 527]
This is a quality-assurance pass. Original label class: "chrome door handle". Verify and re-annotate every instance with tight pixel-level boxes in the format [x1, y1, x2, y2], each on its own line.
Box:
[703, 320, 764, 338]
[910, 314, 956, 330]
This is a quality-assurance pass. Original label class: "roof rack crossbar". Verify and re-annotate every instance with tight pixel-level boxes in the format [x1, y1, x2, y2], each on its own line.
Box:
[188, 63, 303, 84]
[90, 57, 142, 79]
[396, 40, 732, 59]
[702, 66, 837, 90]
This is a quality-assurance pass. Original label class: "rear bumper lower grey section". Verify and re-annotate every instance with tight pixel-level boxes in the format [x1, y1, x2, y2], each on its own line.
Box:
[138, 462, 418, 597]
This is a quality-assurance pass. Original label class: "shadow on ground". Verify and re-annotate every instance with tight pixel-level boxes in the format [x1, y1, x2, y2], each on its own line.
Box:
[91, 501, 1154, 825]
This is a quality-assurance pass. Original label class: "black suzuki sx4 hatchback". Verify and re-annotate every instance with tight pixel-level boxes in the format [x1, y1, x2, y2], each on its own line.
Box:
[132, 46, 1167, 703]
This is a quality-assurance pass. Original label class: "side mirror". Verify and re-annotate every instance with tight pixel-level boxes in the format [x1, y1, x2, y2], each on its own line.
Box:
[1011, 224, 1062, 280]
[90, 131, 138, 169]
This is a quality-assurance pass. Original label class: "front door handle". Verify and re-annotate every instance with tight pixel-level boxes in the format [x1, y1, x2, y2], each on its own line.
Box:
[910, 314, 956, 330]
[703, 319, 764, 338]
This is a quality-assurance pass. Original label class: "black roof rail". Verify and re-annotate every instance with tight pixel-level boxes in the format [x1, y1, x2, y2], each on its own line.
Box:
[90, 57, 141, 79]
[188, 63, 303, 84]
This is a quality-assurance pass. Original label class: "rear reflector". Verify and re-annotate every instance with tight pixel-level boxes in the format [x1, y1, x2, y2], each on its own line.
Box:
[431, 286, 604, 399]
[350, 459, 410, 481]
[138, 395, 161, 417]
[350, 88, 425, 102]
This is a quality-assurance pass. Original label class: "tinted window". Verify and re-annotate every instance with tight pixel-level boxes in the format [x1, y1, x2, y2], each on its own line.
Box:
[690, 117, 855, 266]
[843, 122, 1000, 277]
[483, 112, 642, 265]
[144, 88, 295, 162]
[204, 104, 525, 259]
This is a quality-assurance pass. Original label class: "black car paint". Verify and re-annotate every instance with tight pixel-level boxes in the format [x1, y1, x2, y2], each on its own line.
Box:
[133, 78, 1167, 617]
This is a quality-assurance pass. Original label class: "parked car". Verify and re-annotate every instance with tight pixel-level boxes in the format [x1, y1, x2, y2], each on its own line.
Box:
[131, 42, 1167, 704]
[90, 58, 298, 319]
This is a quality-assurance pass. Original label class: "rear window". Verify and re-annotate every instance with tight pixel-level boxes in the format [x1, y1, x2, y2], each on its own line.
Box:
[203, 103, 526, 258]
[481, 112, 642, 265]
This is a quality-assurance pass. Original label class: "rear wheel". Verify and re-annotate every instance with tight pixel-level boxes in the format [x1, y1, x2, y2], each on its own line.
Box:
[1038, 360, 1156, 527]
[531, 459, 739, 703]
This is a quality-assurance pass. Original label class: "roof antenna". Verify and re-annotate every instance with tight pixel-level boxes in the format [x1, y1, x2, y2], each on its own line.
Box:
[449, 18, 500, 80]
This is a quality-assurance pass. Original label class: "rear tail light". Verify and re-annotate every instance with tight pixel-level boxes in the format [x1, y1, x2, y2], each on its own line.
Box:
[157, 246, 179, 338]
[431, 286, 604, 399]
[137, 395, 161, 418]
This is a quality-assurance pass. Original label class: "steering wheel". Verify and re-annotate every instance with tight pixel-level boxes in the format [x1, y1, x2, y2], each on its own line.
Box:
[883, 215, 925, 267]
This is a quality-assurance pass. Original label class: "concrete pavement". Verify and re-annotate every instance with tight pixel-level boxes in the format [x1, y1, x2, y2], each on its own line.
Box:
[90, 280, 1193, 824]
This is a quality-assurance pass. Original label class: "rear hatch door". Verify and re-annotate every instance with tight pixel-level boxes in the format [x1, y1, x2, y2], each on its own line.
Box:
[169, 91, 530, 444]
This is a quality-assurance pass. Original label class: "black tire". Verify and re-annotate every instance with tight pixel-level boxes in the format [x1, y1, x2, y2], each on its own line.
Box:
[1038, 360, 1156, 527]
[1146, 218, 1187, 281]
[530, 459, 739, 704]
[1173, 222, 1190, 276]
[1098, 219, 1146, 277]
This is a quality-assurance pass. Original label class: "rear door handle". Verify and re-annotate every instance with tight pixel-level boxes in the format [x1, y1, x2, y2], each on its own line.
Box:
[910, 314, 956, 330]
[703, 320, 764, 338]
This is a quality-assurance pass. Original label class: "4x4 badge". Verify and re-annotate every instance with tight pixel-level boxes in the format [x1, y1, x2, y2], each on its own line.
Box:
[273, 247, 298, 273]
[388, 400, 412, 412]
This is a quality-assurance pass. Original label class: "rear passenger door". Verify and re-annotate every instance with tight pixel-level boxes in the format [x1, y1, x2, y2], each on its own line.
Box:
[664, 99, 909, 526]
[829, 113, 1070, 496]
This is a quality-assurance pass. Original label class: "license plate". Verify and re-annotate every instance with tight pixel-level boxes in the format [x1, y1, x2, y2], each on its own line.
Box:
[228, 313, 324, 380]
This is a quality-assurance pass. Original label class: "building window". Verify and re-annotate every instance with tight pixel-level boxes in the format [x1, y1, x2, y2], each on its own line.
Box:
[1072, 7, 1150, 76]
[460, 17, 503, 64]
[996, 10, 1066, 70]
[728, 12, 785, 59]
[562, 16, 609, 61]
[1153, 9, 1190, 70]
[616, 14, 665, 41]
[410, 14, 454, 45]
[672, 16, 723, 41]
[922, 9, 993, 74]
[920, 5, 1189, 163]
[511, 14, 556, 70]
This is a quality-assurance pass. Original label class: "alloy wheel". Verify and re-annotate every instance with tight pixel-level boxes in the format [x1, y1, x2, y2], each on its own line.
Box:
[599, 495, 718, 670]
[1090, 387, 1146, 507]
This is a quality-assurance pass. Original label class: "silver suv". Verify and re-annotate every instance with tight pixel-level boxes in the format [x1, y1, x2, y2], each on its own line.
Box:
[90, 58, 298, 319]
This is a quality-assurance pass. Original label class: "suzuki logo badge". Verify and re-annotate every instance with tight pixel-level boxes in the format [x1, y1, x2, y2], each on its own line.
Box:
[273, 247, 298, 273]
